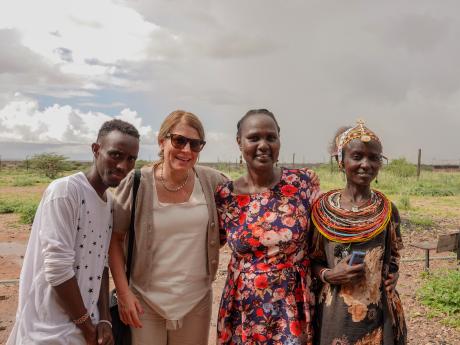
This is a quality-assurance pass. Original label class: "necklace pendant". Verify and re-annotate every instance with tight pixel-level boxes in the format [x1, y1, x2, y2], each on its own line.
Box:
[351, 205, 359, 212]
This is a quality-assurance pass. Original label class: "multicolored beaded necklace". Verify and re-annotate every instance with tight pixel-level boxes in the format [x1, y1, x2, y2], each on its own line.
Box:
[311, 189, 391, 243]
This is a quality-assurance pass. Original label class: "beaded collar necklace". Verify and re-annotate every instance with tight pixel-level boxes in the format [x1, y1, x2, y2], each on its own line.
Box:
[311, 189, 391, 243]
[337, 191, 377, 213]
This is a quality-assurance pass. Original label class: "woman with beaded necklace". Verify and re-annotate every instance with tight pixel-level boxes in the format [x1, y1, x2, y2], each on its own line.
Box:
[310, 121, 407, 345]
[109, 110, 227, 345]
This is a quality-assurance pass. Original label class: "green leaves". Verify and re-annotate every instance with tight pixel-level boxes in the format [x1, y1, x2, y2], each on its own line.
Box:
[417, 269, 460, 329]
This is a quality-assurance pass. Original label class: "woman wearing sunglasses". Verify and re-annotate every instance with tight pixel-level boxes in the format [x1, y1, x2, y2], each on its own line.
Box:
[109, 110, 227, 345]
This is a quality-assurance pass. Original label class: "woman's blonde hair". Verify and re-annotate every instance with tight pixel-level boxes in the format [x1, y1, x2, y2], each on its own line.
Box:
[157, 110, 205, 160]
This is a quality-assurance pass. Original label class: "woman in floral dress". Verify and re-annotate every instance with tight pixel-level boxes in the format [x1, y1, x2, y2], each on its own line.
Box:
[215, 109, 320, 345]
[310, 121, 407, 345]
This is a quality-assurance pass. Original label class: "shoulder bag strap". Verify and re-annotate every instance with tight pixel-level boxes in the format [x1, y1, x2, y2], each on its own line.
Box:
[125, 169, 141, 282]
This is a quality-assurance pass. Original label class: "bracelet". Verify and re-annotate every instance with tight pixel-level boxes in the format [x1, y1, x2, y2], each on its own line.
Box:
[73, 312, 90, 325]
[320, 268, 331, 284]
[98, 319, 112, 328]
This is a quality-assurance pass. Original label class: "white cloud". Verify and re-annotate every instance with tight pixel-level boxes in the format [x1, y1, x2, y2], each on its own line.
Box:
[0, 95, 154, 145]
[0, 1, 459, 163]
[0, 0, 156, 64]
[0, 0, 157, 97]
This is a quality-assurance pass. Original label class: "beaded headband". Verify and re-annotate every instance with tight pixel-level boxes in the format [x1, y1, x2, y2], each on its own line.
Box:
[335, 120, 381, 168]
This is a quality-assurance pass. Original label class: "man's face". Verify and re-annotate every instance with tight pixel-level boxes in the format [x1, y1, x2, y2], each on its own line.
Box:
[92, 130, 139, 188]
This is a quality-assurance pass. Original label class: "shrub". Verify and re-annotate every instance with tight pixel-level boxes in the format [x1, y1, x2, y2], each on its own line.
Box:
[12, 176, 36, 186]
[409, 214, 434, 228]
[398, 194, 411, 210]
[30, 153, 69, 179]
[385, 158, 417, 178]
[0, 199, 20, 213]
[409, 181, 455, 197]
[0, 199, 39, 224]
[18, 202, 38, 224]
[417, 269, 460, 329]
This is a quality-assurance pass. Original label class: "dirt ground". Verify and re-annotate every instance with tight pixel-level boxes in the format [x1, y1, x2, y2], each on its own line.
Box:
[1, 213, 459, 344]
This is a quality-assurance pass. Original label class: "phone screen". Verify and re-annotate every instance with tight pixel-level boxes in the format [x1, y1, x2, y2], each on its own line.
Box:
[349, 251, 366, 266]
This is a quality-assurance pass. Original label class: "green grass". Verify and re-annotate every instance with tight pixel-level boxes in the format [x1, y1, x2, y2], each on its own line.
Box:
[312, 164, 460, 197]
[0, 169, 52, 187]
[221, 164, 460, 198]
[1, 162, 459, 226]
[417, 269, 460, 329]
[408, 213, 434, 228]
[397, 194, 411, 210]
[399, 212, 435, 232]
[0, 198, 39, 224]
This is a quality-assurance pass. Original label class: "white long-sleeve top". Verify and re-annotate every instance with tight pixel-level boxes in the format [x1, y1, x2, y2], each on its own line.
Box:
[7, 172, 113, 345]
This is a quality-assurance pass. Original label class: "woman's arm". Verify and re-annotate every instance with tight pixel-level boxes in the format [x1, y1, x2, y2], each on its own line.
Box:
[108, 232, 144, 328]
[384, 204, 404, 293]
[322, 256, 365, 285]
[215, 182, 229, 248]
[309, 225, 365, 285]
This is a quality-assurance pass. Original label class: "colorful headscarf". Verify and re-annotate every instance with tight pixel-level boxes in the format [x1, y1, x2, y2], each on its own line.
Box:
[335, 120, 381, 168]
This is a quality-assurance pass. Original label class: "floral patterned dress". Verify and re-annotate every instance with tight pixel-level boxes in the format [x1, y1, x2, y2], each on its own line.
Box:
[215, 168, 320, 345]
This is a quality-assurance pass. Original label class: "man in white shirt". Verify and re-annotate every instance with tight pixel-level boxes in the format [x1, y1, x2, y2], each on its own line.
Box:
[7, 119, 140, 345]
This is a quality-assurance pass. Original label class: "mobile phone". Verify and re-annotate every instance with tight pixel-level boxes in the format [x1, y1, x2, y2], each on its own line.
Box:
[349, 251, 366, 266]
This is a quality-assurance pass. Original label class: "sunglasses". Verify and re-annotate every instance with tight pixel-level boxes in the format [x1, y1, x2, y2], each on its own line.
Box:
[166, 133, 206, 152]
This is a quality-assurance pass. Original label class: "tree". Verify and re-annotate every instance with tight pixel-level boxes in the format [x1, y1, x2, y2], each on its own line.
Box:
[30, 153, 69, 179]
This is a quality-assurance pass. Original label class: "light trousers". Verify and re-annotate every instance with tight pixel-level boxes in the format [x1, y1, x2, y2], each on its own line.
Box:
[131, 290, 212, 345]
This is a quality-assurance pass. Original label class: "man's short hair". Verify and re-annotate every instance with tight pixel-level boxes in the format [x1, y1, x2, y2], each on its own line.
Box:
[97, 119, 140, 141]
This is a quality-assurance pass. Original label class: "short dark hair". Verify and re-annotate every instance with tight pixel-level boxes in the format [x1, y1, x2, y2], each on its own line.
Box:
[97, 119, 140, 141]
[237, 109, 280, 137]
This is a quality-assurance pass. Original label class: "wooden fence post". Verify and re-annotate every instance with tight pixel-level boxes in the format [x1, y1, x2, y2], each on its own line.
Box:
[417, 149, 421, 180]
[457, 231, 460, 264]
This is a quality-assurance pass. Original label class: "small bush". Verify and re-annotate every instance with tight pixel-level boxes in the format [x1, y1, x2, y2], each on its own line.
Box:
[0, 199, 38, 224]
[30, 153, 69, 179]
[398, 194, 411, 210]
[417, 269, 460, 329]
[409, 214, 434, 228]
[0, 199, 22, 213]
[385, 158, 417, 178]
[409, 181, 455, 197]
[18, 202, 38, 224]
[12, 176, 36, 186]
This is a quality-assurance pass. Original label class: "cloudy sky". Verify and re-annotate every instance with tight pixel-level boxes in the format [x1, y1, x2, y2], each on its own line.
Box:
[0, 0, 459, 164]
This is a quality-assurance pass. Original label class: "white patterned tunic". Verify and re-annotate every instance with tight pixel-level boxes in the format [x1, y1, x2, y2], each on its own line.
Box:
[7, 172, 113, 345]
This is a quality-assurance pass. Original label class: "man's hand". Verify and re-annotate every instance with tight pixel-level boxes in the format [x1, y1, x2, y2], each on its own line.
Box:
[96, 322, 114, 345]
[80, 321, 97, 345]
